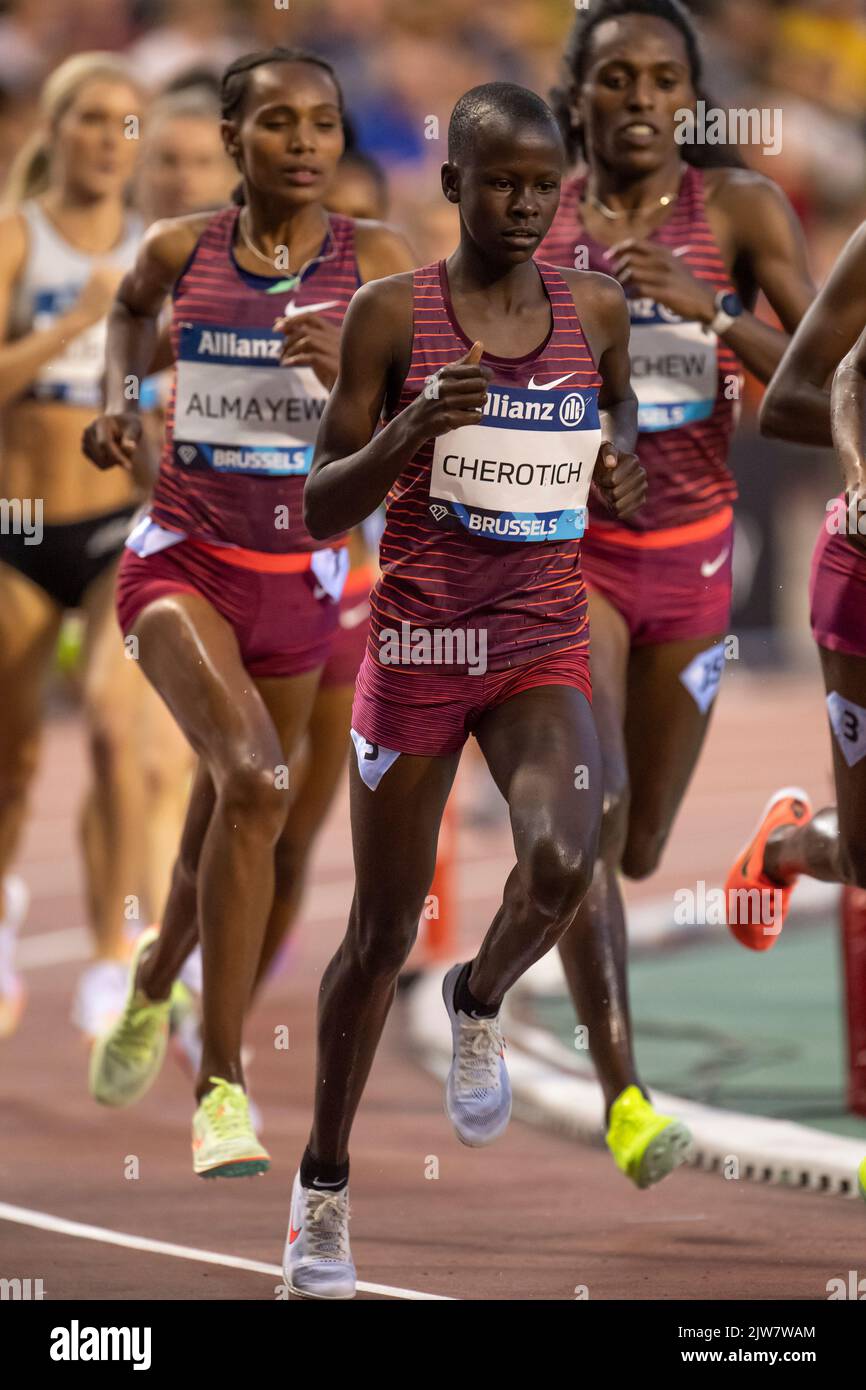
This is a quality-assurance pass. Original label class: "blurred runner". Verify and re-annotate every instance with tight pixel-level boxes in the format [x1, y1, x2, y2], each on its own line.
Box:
[723, 221, 866, 952]
[82, 47, 413, 1179]
[135, 87, 236, 224]
[0, 53, 148, 1040]
[538, 0, 815, 1185]
[722, 223, 866, 1200]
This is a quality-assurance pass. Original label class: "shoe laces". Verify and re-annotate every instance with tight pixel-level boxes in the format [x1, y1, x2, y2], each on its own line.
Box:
[456, 1014, 504, 1092]
[609, 1088, 651, 1145]
[304, 1188, 350, 1262]
[201, 1078, 252, 1139]
[107, 992, 167, 1062]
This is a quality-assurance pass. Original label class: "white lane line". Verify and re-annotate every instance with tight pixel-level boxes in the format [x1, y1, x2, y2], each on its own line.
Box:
[0, 1201, 454, 1301]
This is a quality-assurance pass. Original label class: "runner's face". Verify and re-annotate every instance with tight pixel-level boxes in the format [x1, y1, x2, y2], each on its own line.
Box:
[54, 79, 141, 199]
[325, 163, 386, 221]
[225, 62, 344, 208]
[140, 115, 235, 220]
[448, 122, 563, 265]
[577, 16, 695, 176]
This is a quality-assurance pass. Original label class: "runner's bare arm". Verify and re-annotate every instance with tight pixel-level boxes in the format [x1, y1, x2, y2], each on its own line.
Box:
[760, 221, 866, 447]
[831, 323, 866, 494]
[608, 172, 814, 386]
[82, 214, 208, 470]
[354, 222, 416, 284]
[305, 274, 492, 538]
[713, 172, 815, 381]
[564, 270, 645, 519]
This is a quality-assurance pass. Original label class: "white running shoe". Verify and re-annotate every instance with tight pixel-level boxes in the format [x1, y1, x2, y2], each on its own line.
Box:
[283, 1170, 356, 1300]
[0, 875, 29, 1038]
[442, 962, 512, 1147]
[72, 958, 131, 1040]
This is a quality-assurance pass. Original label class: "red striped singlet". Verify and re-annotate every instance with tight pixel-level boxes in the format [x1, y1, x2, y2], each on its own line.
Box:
[151, 207, 359, 553]
[539, 165, 739, 533]
[371, 259, 602, 673]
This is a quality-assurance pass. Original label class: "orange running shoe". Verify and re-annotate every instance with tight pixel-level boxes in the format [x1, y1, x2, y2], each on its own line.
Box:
[725, 787, 813, 952]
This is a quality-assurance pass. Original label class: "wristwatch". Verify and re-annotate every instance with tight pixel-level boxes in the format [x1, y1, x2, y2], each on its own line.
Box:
[710, 290, 744, 336]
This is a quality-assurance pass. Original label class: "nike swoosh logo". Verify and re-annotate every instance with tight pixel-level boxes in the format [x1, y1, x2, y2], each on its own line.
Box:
[700, 547, 730, 578]
[281, 299, 339, 319]
[311, 1177, 346, 1188]
[289, 1223, 302, 1244]
[339, 601, 370, 630]
[526, 372, 576, 390]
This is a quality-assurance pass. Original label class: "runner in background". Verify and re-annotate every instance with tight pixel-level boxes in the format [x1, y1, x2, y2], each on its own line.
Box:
[81, 48, 414, 1179]
[252, 141, 390, 990]
[720, 225, 866, 1200]
[0, 53, 149, 1040]
[539, 0, 815, 1186]
[723, 223, 866, 950]
[130, 88, 237, 927]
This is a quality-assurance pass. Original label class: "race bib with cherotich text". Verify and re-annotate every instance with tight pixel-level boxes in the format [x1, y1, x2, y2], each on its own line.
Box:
[628, 297, 718, 433]
[172, 324, 329, 476]
[428, 382, 601, 543]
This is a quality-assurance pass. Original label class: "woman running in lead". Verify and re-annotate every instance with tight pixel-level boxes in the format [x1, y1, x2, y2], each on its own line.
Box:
[719, 223, 866, 1201]
[0, 53, 150, 1041]
[82, 47, 413, 1179]
[284, 82, 645, 1300]
[536, 0, 815, 1186]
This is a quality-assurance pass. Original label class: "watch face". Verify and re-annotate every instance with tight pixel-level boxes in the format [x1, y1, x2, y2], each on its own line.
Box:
[720, 292, 744, 318]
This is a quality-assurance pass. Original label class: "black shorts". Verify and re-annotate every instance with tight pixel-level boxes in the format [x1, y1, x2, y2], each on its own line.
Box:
[0, 505, 138, 609]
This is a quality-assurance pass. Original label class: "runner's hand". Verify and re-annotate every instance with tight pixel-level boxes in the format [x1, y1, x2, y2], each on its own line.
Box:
[71, 265, 126, 329]
[81, 411, 142, 472]
[409, 341, 493, 439]
[607, 240, 717, 323]
[592, 443, 646, 520]
[275, 311, 341, 389]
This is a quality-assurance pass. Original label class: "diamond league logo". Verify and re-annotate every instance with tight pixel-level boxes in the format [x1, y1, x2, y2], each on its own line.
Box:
[558, 392, 586, 427]
[429, 503, 448, 520]
[177, 444, 197, 465]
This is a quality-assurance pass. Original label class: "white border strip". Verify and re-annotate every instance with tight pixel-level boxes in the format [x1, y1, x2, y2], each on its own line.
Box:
[0, 1201, 454, 1301]
[408, 965, 864, 1200]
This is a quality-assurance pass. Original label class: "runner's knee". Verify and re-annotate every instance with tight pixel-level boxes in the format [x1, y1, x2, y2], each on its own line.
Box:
[348, 891, 423, 980]
[218, 756, 289, 841]
[523, 833, 594, 923]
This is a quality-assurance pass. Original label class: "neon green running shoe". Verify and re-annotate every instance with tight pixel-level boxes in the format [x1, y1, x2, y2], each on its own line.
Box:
[858, 1157, 866, 1203]
[192, 1076, 270, 1179]
[89, 927, 184, 1107]
[606, 1085, 692, 1190]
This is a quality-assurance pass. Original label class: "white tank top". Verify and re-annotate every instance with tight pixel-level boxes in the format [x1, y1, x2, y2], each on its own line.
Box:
[7, 200, 143, 407]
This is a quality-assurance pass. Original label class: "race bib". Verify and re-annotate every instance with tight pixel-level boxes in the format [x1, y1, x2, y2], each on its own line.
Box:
[31, 285, 108, 406]
[629, 298, 717, 433]
[172, 324, 329, 476]
[310, 545, 349, 602]
[428, 383, 600, 543]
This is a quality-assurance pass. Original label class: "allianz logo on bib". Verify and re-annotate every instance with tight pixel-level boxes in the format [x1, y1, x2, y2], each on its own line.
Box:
[480, 383, 597, 432]
[181, 325, 283, 363]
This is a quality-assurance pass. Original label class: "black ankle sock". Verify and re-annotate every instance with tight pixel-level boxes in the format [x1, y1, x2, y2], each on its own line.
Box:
[453, 962, 499, 1019]
[300, 1146, 349, 1191]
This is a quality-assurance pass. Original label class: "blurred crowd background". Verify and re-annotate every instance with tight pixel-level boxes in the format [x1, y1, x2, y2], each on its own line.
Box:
[2, 0, 866, 657]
